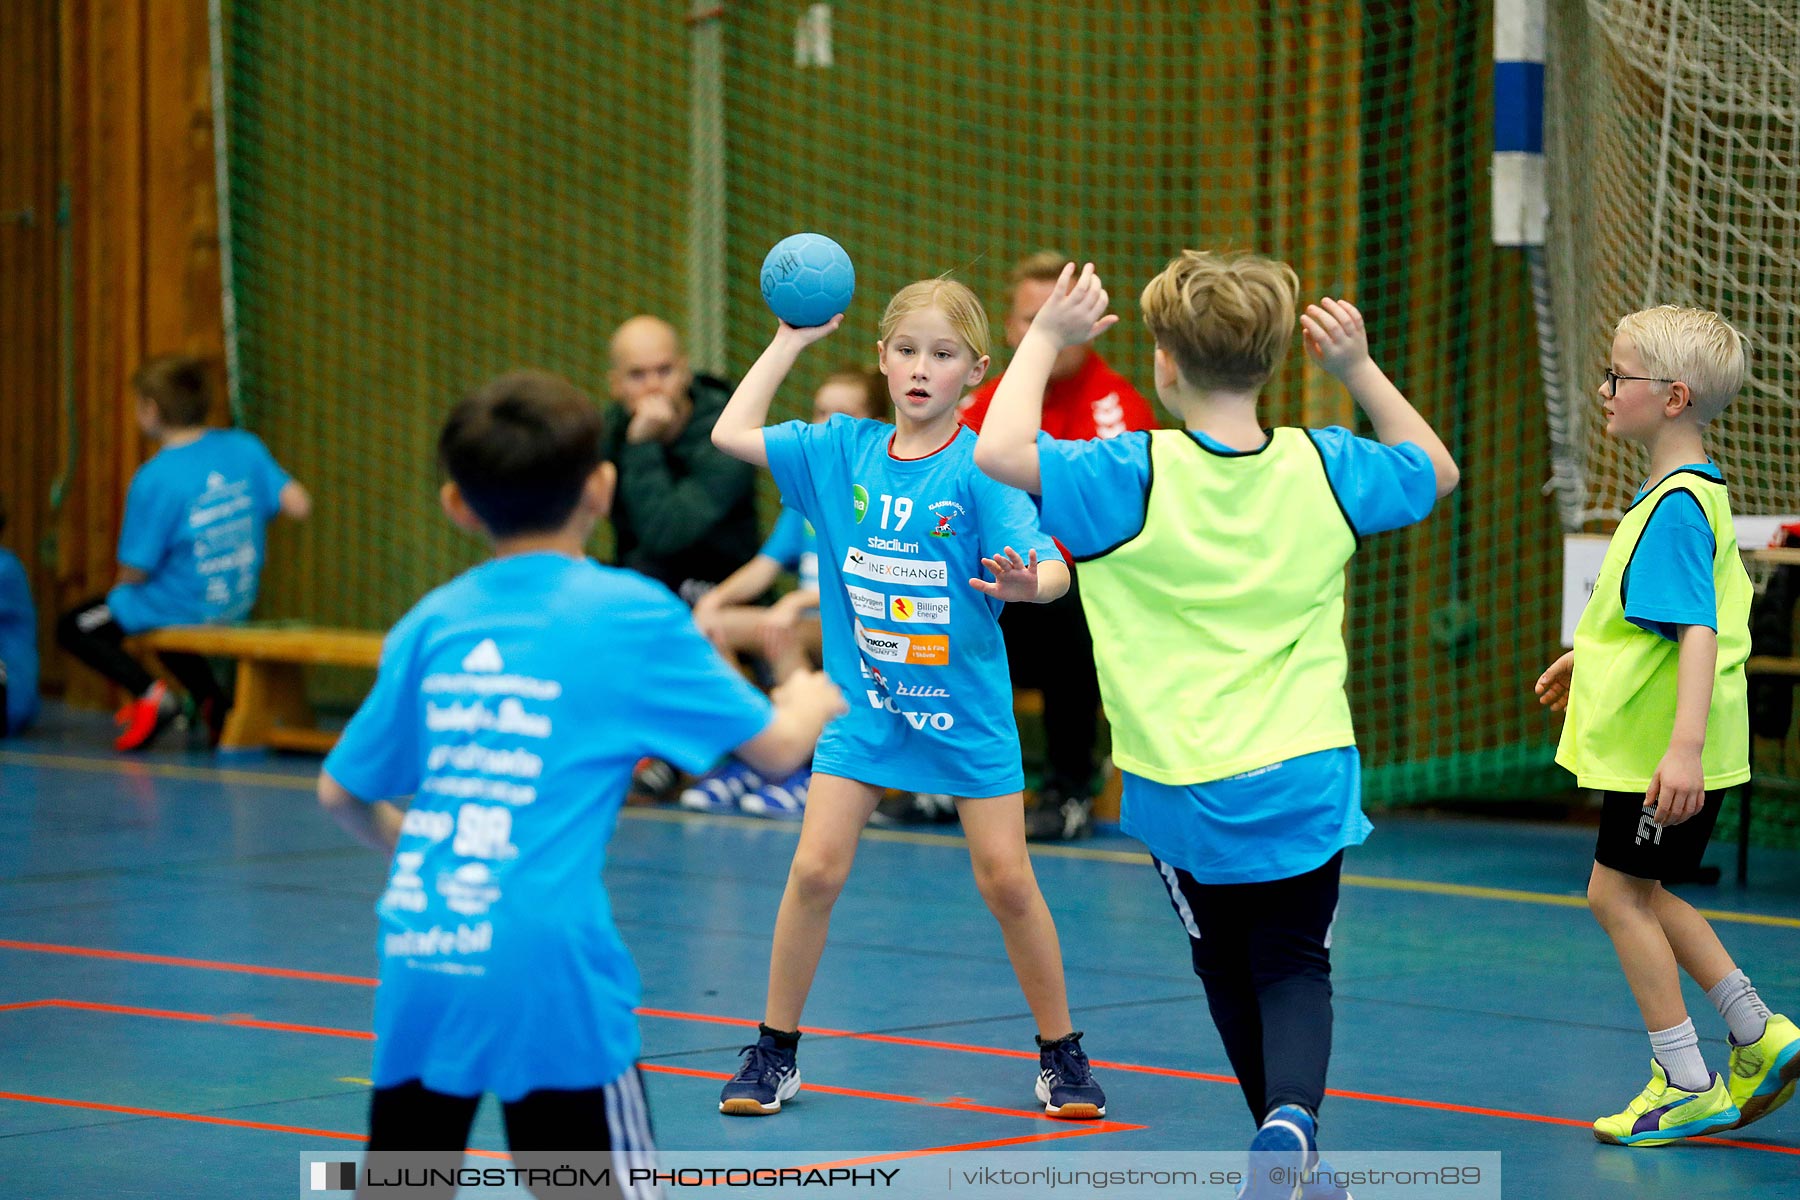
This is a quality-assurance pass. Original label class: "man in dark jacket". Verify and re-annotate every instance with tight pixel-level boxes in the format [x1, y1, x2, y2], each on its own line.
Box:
[601, 316, 759, 604]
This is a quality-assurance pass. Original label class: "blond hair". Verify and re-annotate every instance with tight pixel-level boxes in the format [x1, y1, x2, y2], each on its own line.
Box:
[1008, 250, 1071, 289]
[1140, 250, 1299, 391]
[821, 365, 890, 421]
[878, 279, 991, 360]
[1615, 305, 1746, 423]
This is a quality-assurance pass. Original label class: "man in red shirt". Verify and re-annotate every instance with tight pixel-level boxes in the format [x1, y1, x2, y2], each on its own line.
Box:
[961, 252, 1159, 839]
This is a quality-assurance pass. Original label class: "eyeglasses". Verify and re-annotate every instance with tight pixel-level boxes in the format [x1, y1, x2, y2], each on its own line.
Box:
[1602, 368, 1676, 398]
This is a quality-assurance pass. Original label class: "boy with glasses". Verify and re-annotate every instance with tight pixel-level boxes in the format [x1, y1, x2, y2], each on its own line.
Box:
[1537, 305, 1797, 1145]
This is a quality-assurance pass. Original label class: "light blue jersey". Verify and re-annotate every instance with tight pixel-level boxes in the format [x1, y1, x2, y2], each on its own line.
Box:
[766, 415, 1061, 798]
[1622, 462, 1722, 640]
[1038, 426, 1437, 883]
[0, 549, 39, 734]
[759, 506, 819, 595]
[325, 553, 772, 1100]
[107, 429, 291, 633]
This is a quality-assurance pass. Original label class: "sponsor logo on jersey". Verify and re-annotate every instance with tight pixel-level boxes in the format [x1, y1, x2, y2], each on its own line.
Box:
[867, 536, 920, 553]
[854, 620, 950, 666]
[461, 639, 504, 673]
[927, 499, 965, 538]
[888, 594, 950, 624]
[852, 484, 870, 523]
[845, 584, 886, 619]
[843, 549, 948, 587]
[864, 691, 956, 730]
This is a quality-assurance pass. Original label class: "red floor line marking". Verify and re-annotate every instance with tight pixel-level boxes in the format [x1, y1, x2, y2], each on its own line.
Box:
[10, 999, 373, 1040]
[0, 939, 377, 986]
[9, 943, 1797, 1157]
[0, 1090, 366, 1141]
[635, 1007, 857, 1037]
[636, 1063, 1141, 1132]
[220, 1014, 375, 1040]
[1, 1004, 1141, 1137]
[796, 1125, 1127, 1170]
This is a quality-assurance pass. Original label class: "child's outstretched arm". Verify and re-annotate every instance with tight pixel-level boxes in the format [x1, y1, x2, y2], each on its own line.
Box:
[1650, 624, 1716, 826]
[973, 263, 1117, 494]
[736, 668, 847, 778]
[279, 480, 312, 521]
[317, 771, 405, 853]
[711, 316, 845, 468]
[1301, 297, 1460, 498]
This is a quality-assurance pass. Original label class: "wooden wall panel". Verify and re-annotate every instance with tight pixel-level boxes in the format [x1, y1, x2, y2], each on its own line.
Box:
[0, 0, 226, 707]
[0, 4, 63, 693]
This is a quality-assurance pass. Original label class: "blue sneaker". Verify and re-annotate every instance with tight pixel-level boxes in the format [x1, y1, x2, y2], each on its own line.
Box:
[679, 759, 764, 813]
[1034, 1031, 1106, 1118]
[1239, 1104, 1317, 1199]
[740, 768, 809, 819]
[719, 1034, 801, 1116]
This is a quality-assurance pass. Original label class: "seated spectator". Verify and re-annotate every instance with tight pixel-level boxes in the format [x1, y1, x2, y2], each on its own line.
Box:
[0, 491, 39, 738]
[683, 368, 887, 819]
[600, 315, 760, 604]
[959, 251, 1159, 839]
[693, 368, 887, 682]
[56, 356, 310, 750]
[601, 316, 766, 803]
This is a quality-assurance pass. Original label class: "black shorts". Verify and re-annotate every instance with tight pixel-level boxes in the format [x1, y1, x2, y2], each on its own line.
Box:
[1593, 789, 1724, 882]
[362, 1070, 657, 1198]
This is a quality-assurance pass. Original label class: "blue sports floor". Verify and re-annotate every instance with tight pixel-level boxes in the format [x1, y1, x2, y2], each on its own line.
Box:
[2, 706, 1798, 1198]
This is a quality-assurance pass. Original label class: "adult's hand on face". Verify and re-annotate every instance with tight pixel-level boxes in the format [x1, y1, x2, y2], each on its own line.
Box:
[626, 393, 683, 444]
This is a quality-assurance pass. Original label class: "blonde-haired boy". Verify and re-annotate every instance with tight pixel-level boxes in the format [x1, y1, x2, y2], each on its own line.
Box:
[1536, 305, 1797, 1145]
[975, 255, 1457, 1197]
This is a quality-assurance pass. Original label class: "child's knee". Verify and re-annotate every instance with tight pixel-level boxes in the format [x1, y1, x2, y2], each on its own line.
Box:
[786, 851, 851, 906]
[973, 860, 1039, 918]
[1587, 862, 1653, 925]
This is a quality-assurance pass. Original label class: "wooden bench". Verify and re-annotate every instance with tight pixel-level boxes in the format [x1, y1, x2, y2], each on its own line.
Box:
[130, 625, 383, 753]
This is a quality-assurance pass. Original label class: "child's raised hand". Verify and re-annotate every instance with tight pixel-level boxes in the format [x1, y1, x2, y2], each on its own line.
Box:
[1534, 651, 1574, 713]
[969, 546, 1040, 601]
[1300, 296, 1372, 379]
[773, 312, 845, 351]
[1031, 263, 1120, 350]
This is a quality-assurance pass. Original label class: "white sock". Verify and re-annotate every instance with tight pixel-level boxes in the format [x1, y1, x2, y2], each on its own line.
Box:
[1650, 1018, 1711, 1092]
[1706, 969, 1771, 1046]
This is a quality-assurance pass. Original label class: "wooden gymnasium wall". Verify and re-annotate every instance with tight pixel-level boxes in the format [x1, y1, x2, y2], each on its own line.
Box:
[0, 0, 226, 705]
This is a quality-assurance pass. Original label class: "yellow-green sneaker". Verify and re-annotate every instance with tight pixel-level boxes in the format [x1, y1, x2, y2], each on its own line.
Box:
[1727, 1012, 1800, 1130]
[1593, 1061, 1739, 1146]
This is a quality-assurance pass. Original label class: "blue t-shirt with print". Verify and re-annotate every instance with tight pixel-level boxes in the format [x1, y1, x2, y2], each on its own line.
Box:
[1037, 426, 1438, 883]
[1622, 463, 1721, 640]
[765, 415, 1061, 797]
[759, 505, 820, 595]
[107, 429, 291, 633]
[324, 553, 772, 1101]
[0, 548, 39, 734]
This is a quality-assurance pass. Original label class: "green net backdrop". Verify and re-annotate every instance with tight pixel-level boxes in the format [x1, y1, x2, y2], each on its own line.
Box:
[223, 2, 1573, 810]
[1544, 1, 1800, 848]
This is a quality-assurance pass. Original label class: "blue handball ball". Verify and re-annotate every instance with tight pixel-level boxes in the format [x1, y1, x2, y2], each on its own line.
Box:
[761, 233, 855, 328]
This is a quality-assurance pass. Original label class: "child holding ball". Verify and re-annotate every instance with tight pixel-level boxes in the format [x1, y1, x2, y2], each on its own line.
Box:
[706, 273, 1109, 1122]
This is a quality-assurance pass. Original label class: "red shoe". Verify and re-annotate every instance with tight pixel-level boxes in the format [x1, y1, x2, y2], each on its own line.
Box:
[114, 682, 178, 752]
